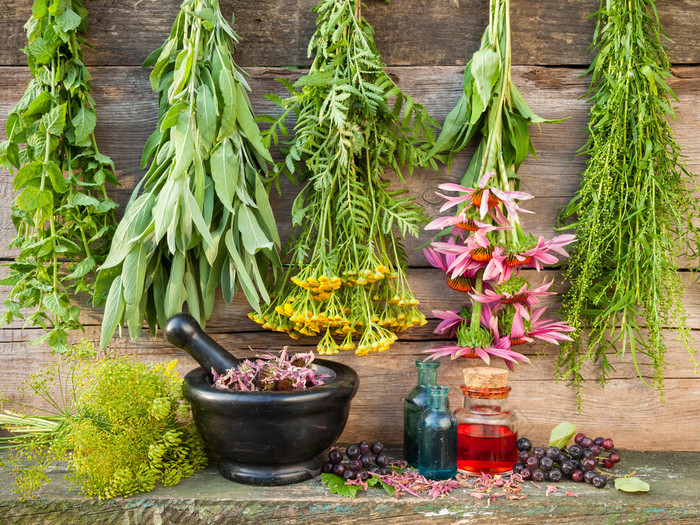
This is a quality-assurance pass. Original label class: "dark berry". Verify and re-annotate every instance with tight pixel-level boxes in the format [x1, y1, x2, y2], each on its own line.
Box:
[561, 460, 576, 475]
[349, 458, 363, 472]
[376, 453, 389, 467]
[346, 445, 360, 459]
[518, 451, 531, 464]
[513, 463, 526, 475]
[329, 449, 344, 464]
[343, 469, 357, 481]
[359, 470, 370, 482]
[584, 470, 598, 484]
[574, 433, 586, 445]
[520, 468, 532, 480]
[603, 459, 614, 469]
[592, 475, 608, 489]
[589, 444, 602, 456]
[568, 445, 583, 459]
[609, 452, 621, 464]
[378, 467, 391, 476]
[581, 457, 597, 471]
[371, 442, 384, 455]
[548, 468, 563, 482]
[367, 465, 380, 474]
[526, 457, 540, 471]
[322, 462, 334, 473]
[571, 469, 584, 482]
[583, 449, 595, 459]
[580, 437, 594, 449]
[540, 457, 554, 471]
[593, 437, 605, 447]
[602, 438, 614, 451]
[516, 438, 532, 452]
[555, 452, 568, 465]
[359, 441, 371, 455]
[546, 446, 560, 459]
[361, 453, 375, 468]
[333, 463, 346, 476]
[531, 469, 546, 482]
[533, 446, 546, 459]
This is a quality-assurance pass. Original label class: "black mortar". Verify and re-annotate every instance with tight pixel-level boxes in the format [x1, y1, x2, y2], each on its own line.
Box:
[164, 314, 360, 486]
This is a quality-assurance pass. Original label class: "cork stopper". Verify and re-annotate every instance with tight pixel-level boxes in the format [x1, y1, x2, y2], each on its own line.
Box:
[462, 367, 508, 389]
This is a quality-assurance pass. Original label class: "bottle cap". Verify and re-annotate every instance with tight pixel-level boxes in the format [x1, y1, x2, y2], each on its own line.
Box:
[462, 367, 508, 389]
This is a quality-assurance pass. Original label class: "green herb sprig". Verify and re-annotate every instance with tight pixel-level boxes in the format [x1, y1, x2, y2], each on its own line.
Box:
[0, 341, 207, 500]
[557, 0, 700, 399]
[249, 0, 439, 356]
[95, 0, 281, 348]
[0, 0, 119, 353]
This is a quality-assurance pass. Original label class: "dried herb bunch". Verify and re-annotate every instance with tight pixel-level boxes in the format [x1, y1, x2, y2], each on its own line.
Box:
[423, 0, 573, 365]
[95, 0, 281, 348]
[0, 0, 119, 352]
[250, 0, 439, 355]
[557, 0, 700, 397]
[0, 341, 207, 500]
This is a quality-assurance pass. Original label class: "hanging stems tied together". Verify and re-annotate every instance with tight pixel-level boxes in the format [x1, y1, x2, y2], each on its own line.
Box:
[557, 0, 700, 400]
[423, 0, 574, 367]
[250, 0, 439, 356]
[95, 0, 282, 349]
[0, 0, 119, 353]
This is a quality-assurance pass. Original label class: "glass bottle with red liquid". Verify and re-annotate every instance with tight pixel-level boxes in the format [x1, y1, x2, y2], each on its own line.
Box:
[454, 367, 518, 475]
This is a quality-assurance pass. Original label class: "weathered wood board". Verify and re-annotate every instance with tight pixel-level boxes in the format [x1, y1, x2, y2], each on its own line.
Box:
[1, 0, 699, 452]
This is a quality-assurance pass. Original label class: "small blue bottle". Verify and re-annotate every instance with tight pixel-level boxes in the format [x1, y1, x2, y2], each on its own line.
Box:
[403, 360, 441, 467]
[418, 385, 457, 480]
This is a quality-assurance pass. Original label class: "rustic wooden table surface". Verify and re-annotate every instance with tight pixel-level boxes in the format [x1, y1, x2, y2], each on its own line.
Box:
[1, 450, 698, 524]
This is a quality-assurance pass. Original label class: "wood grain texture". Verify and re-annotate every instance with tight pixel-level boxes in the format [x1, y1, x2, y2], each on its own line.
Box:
[1, 1, 700, 67]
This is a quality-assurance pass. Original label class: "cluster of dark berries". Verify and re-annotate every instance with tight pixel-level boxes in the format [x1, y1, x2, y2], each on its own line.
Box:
[322, 441, 390, 482]
[512, 433, 621, 489]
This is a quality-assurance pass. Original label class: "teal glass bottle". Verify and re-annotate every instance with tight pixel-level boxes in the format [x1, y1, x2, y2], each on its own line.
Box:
[418, 385, 457, 480]
[403, 360, 440, 466]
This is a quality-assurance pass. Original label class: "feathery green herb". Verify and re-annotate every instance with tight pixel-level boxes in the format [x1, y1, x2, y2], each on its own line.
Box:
[0, 0, 119, 353]
[557, 0, 700, 399]
[0, 341, 206, 500]
[95, 0, 281, 349]
[249, 0, 438, 355]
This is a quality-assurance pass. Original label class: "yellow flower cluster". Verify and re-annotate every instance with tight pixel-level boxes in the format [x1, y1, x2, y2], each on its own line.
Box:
[250, 263, 426, 355]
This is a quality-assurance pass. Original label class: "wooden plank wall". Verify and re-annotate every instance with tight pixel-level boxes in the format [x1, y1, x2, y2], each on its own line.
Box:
[1, 0, 699, 450]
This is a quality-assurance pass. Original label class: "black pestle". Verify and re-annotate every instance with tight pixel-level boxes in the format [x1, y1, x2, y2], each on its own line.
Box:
[163, 313, 240, 376]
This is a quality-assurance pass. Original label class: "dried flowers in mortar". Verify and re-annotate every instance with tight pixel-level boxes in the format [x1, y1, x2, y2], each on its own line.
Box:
[212, 348, 330, 392]
[423, 0, 574, 366]
[249, 0, 439, 356]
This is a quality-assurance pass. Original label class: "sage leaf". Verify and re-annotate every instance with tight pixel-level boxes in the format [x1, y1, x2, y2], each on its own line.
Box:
[549, 422, 577, 449]
[615, 477, 650, 493]
[210, 140, 238, 213]
[238, 204, 274, 254]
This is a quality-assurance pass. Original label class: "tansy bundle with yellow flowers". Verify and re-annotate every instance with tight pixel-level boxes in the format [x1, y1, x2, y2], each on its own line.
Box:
[249, 0, 439, 356]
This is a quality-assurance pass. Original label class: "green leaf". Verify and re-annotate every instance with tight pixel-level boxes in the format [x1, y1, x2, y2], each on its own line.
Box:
[68, 192, 101, 208]
[15, 186, 53, 212]
[45, 162, 69, 193]
[56, 8, 82, 33]
[185, 189, 215, 250]
[549, 422, 577, 449]
[71, 106, 97, 143]
[238, 204, 274, 254]
[614, 477, 650, 493]
[196, 84, 217, 146]
[65, 257, 96, 280]
[170, 111, 195, 178]
[320, 473, 362, 498]
[100, 276, 125, 350]
[254, 176, 281, 246]
[470, 48, 500, 112]
[22, 91, 52, 117]
[12, 161, 43, 191]
[160, 101, 187, 132]
[43, 292, 67, 317]
[42, 103, 67, 135]
[210, 140, 238, 213]
[225, 230, 260, 310]
[122, 244, 148, 306]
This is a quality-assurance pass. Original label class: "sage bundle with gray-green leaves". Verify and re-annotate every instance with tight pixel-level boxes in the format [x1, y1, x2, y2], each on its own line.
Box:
[95, 0, 281, 349]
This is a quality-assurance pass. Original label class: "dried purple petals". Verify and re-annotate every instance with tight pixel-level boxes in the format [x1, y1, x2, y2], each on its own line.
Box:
[212, 347, 331, 392]
[545, 485, 558, 497]
[371, 470, 463, 500]
[461, 473, 526, 505]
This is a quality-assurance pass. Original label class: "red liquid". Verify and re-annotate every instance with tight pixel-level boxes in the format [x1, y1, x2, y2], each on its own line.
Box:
[457, 423, 518, 474]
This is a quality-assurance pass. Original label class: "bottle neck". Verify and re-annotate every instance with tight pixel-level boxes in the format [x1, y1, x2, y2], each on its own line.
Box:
[428, 390, 448, 410]
[417, 368, 438, 387]
[464, 396, 508, 414]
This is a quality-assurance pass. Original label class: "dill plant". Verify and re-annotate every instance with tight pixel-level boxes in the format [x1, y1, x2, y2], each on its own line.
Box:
[250, 0, 439, 356]
[557, 0, 700, 398]
[0, 341, 206, 499]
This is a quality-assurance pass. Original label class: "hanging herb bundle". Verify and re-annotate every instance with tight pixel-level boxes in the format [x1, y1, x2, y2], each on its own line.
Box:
[0, 341, 207, 500]
[0, 0, 118, 353]
[249, 0, 439, 356]
[95, 0, 281, 349]
[423, 0, 574, 365]
[557, 0, 700, 397]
